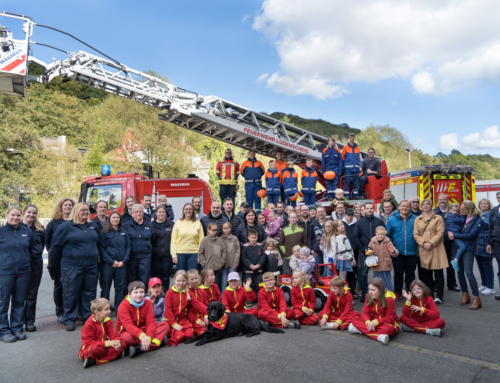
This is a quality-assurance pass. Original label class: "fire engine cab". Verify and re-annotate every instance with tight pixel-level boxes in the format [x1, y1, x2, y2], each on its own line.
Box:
[389, 164, 475, 207]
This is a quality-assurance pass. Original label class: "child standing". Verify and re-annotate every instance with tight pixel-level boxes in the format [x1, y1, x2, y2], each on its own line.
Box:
[369, 226, 399, 292]
[298, 248, 315, 280]
[330, 188, 349, 211]
[400, 280, 445, 336]
[220, 221, 240, 291]
[349, 278, 400, 345]
[198, 222, 227, 290]
[187, 269, 209, 336]
[79, 298, 126, 368]
[331, 220, 355, 280]
[116, 281, 169, 358]
[378, 189, 399, 217]
[145, 278, 165, 322]
[301, 159, 318, 206]
[200, 268, 222, 304]
[447, 203, 466, 271]
[281, 160, 299, 207]
[258, 272, 300, 328]
[241, 229, 266, 294]
[289, 245, 302, 272]
[319, 276, 360, 330]
[222, 272, 258, 316]
[263, 238, 282, 275]
[290, 270, 319, 325]
[265, 160, 281, 206]
[319, 221, 336, 277]
[164, 270, 207, 343]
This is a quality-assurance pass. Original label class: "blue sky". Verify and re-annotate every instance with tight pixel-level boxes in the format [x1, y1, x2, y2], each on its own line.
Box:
[3, 0, 499, 156]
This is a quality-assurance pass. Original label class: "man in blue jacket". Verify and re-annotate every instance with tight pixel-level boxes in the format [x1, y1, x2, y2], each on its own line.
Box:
[321, 137, 343, 200]
[386, 200, 418, 300]
[487, 191, 500, 300]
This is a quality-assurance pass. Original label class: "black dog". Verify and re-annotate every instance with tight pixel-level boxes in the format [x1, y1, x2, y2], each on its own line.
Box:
[184, 301, 284, 346]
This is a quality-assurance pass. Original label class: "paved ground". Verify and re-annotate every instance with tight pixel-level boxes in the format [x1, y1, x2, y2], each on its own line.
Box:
[1, 254, 499, 383]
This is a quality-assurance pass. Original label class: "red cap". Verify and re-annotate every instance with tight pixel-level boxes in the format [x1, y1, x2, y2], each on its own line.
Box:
[148, 277, 162, 288]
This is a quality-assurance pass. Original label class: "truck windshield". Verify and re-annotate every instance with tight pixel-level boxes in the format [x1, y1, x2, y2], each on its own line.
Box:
[85, 184, 122, 214]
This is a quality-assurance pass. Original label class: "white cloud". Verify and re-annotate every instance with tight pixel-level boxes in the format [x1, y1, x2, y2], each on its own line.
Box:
[253, 0, 500, 98]
[255, 73, 269, 83]
[438, 125, 500, 152]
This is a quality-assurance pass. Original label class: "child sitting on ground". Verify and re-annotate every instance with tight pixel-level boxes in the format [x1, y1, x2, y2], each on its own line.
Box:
[369, 226, 399, 292]
[298, 248, 315, 280]
[116, 281, 169, 358]
[400, 280, 445, 337]
[378, 189, 399, 217]
[349, 278, 400, 345]
[164, 270, 207, 344]
[319, 276, 360, 330]
[200, 268, 222, 304]
[447, 203, 466, 271]
[198, 222, 227, 290]
[222, 272, 258, 316]
[258, 272, 300, 329]
[263, 238, 282, 276]
[145, 277, 165, 322]
[291, 270, 319, 325]
[330, 188, 349, 211]
[80, 298, 127, 369]
[187, 269, 209, 335]
[289, 244, 302, 272]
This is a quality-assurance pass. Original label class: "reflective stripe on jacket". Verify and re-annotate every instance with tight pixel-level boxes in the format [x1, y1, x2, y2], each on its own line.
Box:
[301, 167, 317, 194]
[265, 168, 281, 194]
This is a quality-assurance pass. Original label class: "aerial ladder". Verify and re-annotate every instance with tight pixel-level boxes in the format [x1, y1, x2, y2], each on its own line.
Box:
[0, 11, 389, 204]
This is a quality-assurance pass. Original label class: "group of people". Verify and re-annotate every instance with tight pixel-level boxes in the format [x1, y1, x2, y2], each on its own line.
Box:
[215, 133, 382, 212]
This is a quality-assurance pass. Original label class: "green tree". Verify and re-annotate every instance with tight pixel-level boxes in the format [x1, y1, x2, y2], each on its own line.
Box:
[84, 117, 105, 175]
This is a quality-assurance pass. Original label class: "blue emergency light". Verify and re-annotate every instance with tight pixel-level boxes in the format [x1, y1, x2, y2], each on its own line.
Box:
[101, 165, 111, 176]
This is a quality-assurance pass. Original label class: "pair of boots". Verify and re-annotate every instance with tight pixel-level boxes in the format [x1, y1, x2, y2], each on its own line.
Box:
[459, 292, 481, 310]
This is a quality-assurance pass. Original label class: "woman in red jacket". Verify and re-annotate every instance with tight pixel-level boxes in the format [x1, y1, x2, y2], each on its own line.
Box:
[187, 269, 209, 335]
[164, 270, 207, 343]
[116, 281, 169, 358]
[400, 280, 445, 336]
[200, 268, 222, 304]
[319, 276, 360, 330]
[291, 271, 319, 325]
[222, 272, 258, 316]
[349, 278, 400, 345]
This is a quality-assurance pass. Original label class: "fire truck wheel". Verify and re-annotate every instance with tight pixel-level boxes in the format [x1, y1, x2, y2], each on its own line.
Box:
[281, 286, 292, 307]
[314, 289, 328, 312]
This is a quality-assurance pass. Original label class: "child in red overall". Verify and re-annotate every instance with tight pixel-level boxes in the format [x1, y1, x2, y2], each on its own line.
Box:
[164, 270, 207, 343]
[319, 276, 361, 330]
[116, 281, 169, 358]
[79, 298, 127, 368]
[187, 269, 209, 335]
[291, 270, 319, 325]
[400, 280, 445, 337]
[258, 272, 300, 329]
[222, 272, 258, 316]
[349, 278, 400, 345]
[200, 268, 222, 304]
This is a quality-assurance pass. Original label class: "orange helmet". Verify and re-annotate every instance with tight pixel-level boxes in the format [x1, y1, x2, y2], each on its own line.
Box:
[290, 193, 299, 201]
[324, 171, 336, 180]
[298, 191, 304, 198]
[257, 189, 267, 198]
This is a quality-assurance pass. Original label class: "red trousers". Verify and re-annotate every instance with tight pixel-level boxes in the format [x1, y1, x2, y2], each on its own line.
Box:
[119, 322, 169, 351]
[258, 309, 295, 327]
[79, 343, 127, 365]
[323, 311, 361, 330]
[167, 318, 195, 343]
[351, 317, 399, 341]
[192, 323, 207, 336]
[292, 309, 320, 325]
[400, 315, 445, 334]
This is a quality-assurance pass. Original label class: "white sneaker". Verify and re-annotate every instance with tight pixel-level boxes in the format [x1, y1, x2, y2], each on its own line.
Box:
[481, 288, 496, 296]
[478, 286, 487, 292]
[377, 335, 389, 345]
[321, 322, 334, 330]
[348, 323, 361, 334]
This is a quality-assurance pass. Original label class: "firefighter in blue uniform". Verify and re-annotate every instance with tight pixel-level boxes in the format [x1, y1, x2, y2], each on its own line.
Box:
[241, 150, 265, 211]
[301, 158, 318, 206]
[341, 133, 362, 199]
[265, 159, 281, 205]
[321, 137, 343, 200]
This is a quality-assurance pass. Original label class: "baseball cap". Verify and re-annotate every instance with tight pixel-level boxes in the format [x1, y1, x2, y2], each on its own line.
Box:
[345, 208, 355, 215]
[241, 202, 250, 208]
[227, 272, 240, 281]
[148, 277, 162, 288]
[309, 205, 317, 210]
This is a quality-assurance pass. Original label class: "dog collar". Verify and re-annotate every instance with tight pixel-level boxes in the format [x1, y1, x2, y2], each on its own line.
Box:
[210, 313, 228, 330]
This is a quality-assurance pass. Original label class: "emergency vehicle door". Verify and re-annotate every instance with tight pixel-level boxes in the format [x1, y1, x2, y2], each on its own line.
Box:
[432, 175, 462, 207]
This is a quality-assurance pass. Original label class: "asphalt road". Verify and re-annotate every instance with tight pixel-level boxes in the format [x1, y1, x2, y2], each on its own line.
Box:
[1, 254, 499, 383]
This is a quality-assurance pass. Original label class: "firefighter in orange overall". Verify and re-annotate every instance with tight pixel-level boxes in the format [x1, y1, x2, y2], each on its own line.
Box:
[216, 148, 240, 209]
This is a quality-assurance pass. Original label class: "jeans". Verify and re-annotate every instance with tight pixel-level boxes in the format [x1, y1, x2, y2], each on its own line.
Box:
[392, 255, 418, 295]
[100, 262, 127, 309]
[220, 185, 236, 209]
[373, 271, 393, 292]
[245, 271, 263, 296]
[126, 255, 151, 288]
[454, 239, 466, 260]
[418, 265, 444, 300]
[492, 242, 500, 285]
[475, 255, 494, 289]
[151, 256, 173, 292]
[456, 250, 479, 296]
[220, 267, 237, 291]
[357, 254, 369, 295]
[444, 244, 458, 289]
[0, 273, 30, 336]
[177, 253, 198, 272]
[314, 253, 324, 276]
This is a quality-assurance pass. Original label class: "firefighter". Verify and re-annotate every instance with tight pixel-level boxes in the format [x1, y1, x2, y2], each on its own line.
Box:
[241, 150, 265, 212]
[341, 133, 361, 199]
[215, 148, 240, 208]
[322, 137, 343, 200]
[275, 148, 287, 203]
[301, 158, 318, 206]
[265, 160, 281, 205]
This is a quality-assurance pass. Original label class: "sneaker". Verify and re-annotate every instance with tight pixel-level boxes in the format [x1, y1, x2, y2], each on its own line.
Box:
[321, 322, 334, 330]
[451, 260, 460, 271]
[495, 295, 500, 301]
[246, 301, 253, 307]
[478, 286, 487, 292]
[434, 298, 443, 305]
[119, 350, 125, 359]
[360, 296, 365, 303]
[481, 288, 496, 295]
[13, 332, 26, 341]
[288, 320, 300, 329]
[401, 324, 415, 332]
[83, 358, 96, 369]
[377, 335, 389, 345]
[348, 323, 361, 334]
[129, 345, 143, 358]
[65, 324, 75, 331]
[427, 328, 442, 337]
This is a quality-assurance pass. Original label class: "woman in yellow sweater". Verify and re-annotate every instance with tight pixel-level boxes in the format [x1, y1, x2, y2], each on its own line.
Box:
[171, 203, 204, 271]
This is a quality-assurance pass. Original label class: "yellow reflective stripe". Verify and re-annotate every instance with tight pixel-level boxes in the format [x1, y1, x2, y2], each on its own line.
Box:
[152, 338, 161, 346]
[336, 319, 343, 325]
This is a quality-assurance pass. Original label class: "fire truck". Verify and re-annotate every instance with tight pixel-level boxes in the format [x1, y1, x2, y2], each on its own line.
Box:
[389, 164, 476, 207]
[0, 11, 389, 211]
